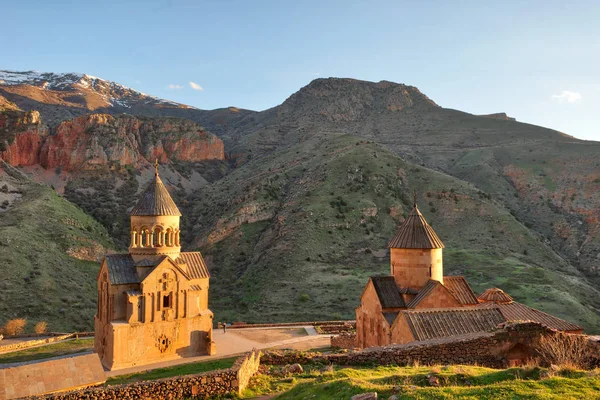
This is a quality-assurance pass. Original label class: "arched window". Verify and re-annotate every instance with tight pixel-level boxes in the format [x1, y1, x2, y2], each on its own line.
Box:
[166, 228, 173, 247]
[153, 227, 162, 247]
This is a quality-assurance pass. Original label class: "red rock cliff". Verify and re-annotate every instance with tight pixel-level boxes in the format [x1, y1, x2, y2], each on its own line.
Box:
[0, 110, 48, 166]
[0, 112, 224, 170]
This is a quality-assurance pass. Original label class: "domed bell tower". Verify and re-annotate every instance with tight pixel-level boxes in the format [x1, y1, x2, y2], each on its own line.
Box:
[129, 161, 182, 263]
[387, 196, 445, 291]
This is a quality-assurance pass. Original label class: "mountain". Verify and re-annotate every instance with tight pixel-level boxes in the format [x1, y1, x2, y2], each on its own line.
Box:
[0, 70, 256, 135]
[1, 72, 599, 333]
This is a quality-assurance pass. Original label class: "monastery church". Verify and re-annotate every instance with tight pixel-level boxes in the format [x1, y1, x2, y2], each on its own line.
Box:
[356, 201, 582, 349]
[95, 166, 215, 370]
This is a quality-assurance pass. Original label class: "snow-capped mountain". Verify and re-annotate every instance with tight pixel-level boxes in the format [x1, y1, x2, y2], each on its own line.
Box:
[0, 70, 189, 109]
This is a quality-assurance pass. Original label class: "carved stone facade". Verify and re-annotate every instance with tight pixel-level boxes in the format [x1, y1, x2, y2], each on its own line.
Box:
[356, 202, 583, 349]
[95, 168, 215, 370]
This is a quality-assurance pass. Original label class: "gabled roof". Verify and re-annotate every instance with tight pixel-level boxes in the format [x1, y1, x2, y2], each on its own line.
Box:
[477, 301, 582, 332]
[478, 287, 514, 304]
[176, 252, 210, 279]
[387, 204, 444, 249]
[383, 311, 399, 326]
[370, 276, 405, 308]
[407, 280, 440, 308]
[444, 276, 479, 305]
[130, 172, 182, 216]
[402, 307, 505, 341]
[105, 254, 139, 285]
[104, 252, 210, 286]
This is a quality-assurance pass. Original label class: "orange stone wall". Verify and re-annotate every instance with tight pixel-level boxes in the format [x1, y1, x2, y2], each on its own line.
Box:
[390, 248, 443, 290]
[390, 313, 415, 345]
[412, 284, 461, 309]
[356, 282, 392, 348]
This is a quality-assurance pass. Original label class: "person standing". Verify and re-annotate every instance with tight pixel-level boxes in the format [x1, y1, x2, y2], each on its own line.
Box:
[223, 321, 227, 333]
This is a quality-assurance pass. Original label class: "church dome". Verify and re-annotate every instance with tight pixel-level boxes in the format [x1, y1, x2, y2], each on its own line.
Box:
[130, 172, 181, 216]
[478, 287, 513, 304]
[387, 203, 444, 249]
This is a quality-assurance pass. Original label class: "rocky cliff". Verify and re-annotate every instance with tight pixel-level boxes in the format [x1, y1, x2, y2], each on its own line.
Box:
[0, 111, 224, 170]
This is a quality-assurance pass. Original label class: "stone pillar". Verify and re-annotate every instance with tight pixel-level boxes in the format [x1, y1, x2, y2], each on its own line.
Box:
[130, 231, 137, 248]
[149, 231, 154, 247]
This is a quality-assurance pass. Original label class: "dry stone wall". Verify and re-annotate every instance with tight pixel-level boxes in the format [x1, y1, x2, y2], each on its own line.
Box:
[265, 322, 596, 368]
[33, 351, 261, 400]
[0, 333, 74, 353]
[331, 332, 357, 349]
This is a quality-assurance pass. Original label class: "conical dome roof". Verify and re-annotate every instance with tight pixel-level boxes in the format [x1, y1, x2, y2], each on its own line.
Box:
[130, 172, 182, 216]
[387, 204, 444, 249]
[478, 288, 513, 304]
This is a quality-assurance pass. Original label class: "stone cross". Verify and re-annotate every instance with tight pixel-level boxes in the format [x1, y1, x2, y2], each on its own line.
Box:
[159, 272, 175, 290]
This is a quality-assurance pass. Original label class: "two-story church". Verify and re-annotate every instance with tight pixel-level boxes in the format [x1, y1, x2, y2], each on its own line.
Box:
[356, 201, 582, 349]
[95, 166, 215, 370]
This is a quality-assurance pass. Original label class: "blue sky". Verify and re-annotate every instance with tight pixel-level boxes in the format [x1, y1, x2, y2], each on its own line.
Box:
[2, 0, 598, 140]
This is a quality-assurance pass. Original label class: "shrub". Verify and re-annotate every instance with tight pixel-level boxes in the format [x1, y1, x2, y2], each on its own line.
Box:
[4, 318, 27, 335]
[34, 321, 48, 334]
[536, 333, 591, 369]
[299, 293, 310, 302]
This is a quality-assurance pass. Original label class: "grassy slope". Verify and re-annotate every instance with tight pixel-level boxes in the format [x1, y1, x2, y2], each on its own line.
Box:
[0, 165, 113, 332]
[188, 135, 600, 332]
[243, 364, 600, 400]
[0, 338, 93, 364]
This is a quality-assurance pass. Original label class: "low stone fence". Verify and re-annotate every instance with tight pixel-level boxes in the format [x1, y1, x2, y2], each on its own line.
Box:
[227, 320, 356, 329]
[0, 333, 75, 353]
[331, 332, 357, 349]
[34, 351, 261, 399]
[264, 322, 598, 369]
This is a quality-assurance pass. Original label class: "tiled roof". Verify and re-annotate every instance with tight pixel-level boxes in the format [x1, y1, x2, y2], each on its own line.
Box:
[399, 287, 419, 295]
[176, 252, 210, 279]
[105, 254, 139, 285]
[125, 289, 142, 296]
[402, 307, 505, 341]
[477, 301, 582, 332]
[478, 288, 514, 304]
[130, 173, 182, 216]
[388, 204, 444, 249]
[444, 276, 479, 305]
[407, 280, 440, 308]
[371, 276, 405, 308]
[189, 285, 202, 291]
[383, 312, 399, 326]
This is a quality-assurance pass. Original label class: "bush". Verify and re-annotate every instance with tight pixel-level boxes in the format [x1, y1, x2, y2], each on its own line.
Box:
[536, 333, 592, 369]
[4, 318, 27, 335]
[34, 321, 48, 334]
[299, 293, 310, 302]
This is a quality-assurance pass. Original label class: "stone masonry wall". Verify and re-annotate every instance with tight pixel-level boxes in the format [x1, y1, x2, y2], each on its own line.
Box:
[331, 332, 357, 349]
[265, 322, 594, 369]
[34, 351, 261, 400]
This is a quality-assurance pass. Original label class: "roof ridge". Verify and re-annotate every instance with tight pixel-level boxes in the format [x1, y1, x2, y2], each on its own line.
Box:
[387, 204, 444, 249]
[130, 171, 182, 216]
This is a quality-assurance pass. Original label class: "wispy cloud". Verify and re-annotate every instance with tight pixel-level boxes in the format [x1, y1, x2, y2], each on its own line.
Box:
[189, 81, 204, 91]
[551, 90, 582, 103]
[167, 84, 183, 90]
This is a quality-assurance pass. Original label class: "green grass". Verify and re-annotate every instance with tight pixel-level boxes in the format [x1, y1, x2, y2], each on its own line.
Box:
[106, 356, 238, 385]
[0, 338, 94, 364]
[242, 364, 600, 400]
[0, 169, 114, 332]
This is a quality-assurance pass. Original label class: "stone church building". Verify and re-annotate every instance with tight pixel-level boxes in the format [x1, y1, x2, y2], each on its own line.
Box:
[95, 167, 215, 370]
[356, 202, 582, 349]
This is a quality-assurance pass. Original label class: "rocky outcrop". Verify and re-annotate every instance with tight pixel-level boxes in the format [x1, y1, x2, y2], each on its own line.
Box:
[0, 112, 224, 170]
[0, 110, 48, 166]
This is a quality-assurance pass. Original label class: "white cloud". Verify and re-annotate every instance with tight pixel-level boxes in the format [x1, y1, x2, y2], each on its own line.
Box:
[551, 90, 582, 103]
[189, 81, 204, 91]
[167, 84, 183, 90]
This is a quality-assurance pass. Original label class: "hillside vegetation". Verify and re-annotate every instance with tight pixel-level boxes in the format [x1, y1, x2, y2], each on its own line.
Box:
[0, 163, 113, 331]
[189, 135, 600, 331]
[1, 76, 599, 333]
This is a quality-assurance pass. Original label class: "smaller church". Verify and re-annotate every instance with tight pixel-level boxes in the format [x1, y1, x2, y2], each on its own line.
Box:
[356, 201, 582, 349]
[95, 165, 215, 370]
